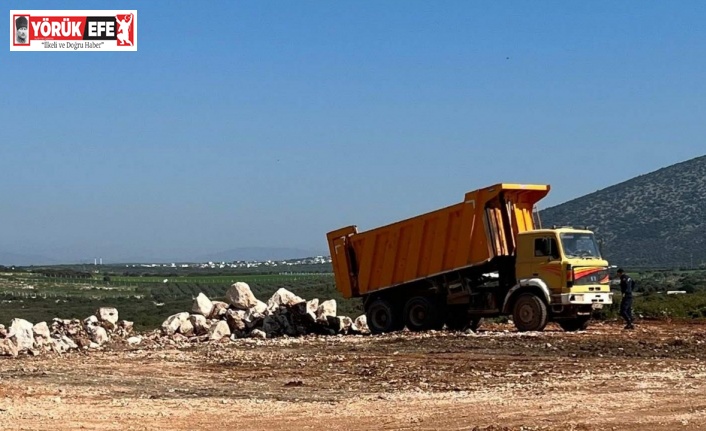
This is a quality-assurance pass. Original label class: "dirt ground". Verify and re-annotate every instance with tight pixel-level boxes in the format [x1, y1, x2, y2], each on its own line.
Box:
[2, 321, 706, 431]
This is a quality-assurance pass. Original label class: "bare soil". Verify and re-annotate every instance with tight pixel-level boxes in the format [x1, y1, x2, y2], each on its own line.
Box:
[3, 321, 706, 430]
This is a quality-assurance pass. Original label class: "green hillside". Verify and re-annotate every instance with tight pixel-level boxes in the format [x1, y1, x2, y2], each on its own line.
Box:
[540, 155, 706, 268]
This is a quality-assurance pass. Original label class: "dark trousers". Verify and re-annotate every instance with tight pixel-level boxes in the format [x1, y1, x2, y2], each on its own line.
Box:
[620, 295, 633, 324]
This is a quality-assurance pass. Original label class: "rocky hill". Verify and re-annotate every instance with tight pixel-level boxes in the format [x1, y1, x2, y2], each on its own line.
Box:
[540, 155, 706, 268]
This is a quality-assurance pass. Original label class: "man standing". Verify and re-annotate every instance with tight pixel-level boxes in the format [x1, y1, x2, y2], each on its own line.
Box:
[617, 268, 635, 329]
[15, 16, 29, 44]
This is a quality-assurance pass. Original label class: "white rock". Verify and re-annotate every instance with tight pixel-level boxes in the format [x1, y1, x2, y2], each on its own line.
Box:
[179, 319, 195, 336]
[33, 322, 52, 345]
[192, 292, 214, 317]
[9, 318, 35, 352]
[226, 309, 247, 332]
[96, 307, 119, 325]
[250, 329, 267, 339]
[0, 324, 6, 338]
[316, 300, 337, 323]
[118, 320, 134, 335]
[0, 338, 18, 357]
[52, 336, 78, 353]
[225, 282, 258, 310]
[354, 315, 369, 334]
[189, 314, 210, 336]
[267, 288, 305, 311]
[87, 326, 110, 345]
[161, 312, 190, 336]
[83, 315, 99, 327]
[89, 342, 101, 349]
[304, 299, 319, 322]
[208, 321, 231, 341]
[209, 301, 229, 319]
[127, 336, 142, 345]
[253, 300, 268, 314]
[337, 316, 354, 334]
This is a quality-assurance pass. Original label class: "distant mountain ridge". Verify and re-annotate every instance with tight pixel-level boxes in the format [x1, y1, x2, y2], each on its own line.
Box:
[540, 155, 706, 268]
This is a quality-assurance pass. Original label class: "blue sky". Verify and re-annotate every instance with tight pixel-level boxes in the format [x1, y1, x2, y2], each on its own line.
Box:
[1, 1, 705, 263]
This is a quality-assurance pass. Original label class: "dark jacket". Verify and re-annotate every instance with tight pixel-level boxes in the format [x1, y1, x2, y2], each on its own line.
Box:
[620, 274, 635, 297]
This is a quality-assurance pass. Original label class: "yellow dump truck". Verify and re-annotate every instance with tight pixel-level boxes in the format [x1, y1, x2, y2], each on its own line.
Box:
[326, 183, 612, 333]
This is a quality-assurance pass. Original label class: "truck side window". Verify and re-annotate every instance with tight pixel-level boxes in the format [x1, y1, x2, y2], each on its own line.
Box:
[535, 237, 561, 260]
[534, 238, 549, 257]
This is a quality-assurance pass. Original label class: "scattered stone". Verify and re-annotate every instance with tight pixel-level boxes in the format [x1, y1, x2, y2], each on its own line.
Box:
[354, 315, 369, 334]
[192, 293, 214, 317]
[96, 307, 119, 325]
[253, 300, 268, 314]
[316, 300, 337, 324]
[267, 288, 305, 311]
[226, 282, 258, 310]
[117, 320, 134, 336]
[0, 338, 18, 357]
[209, 301, 229, 319]
[189, 314, 210, 336]
[9, 318, 35, 352]
[209, 321, 231, 341]
[83, 315, 99, 327]
[179, 319, 195, 337]
[127, 336, 142, 346]
[226, 309, 247, 332]
[33, 322, 52, 346]
[161, 312, 190, 336]
[337, 316, 354, 334]
[250, 329, 267, 339]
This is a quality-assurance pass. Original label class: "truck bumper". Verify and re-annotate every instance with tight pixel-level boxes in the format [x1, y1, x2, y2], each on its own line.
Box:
[558, 292, 613, 308]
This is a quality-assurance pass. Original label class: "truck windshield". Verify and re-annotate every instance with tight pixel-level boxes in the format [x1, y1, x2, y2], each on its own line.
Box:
[560, 233, 601, 259]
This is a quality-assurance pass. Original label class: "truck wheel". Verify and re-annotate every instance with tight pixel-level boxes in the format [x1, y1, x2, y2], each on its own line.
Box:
[512, 293, 548, 332]
[404, 296, 443, 331]
[365, 298, 403, 334]
[558, 317, 590, 332]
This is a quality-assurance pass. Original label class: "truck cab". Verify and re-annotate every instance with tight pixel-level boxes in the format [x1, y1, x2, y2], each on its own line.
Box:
[513, 228, 613, 330]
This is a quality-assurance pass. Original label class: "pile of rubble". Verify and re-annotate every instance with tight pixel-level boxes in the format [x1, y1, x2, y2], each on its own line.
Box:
[0, 307, 134, 357]
[160, 282, 369, 341]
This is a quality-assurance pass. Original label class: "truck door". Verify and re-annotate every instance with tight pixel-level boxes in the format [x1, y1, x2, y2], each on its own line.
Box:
[517, 235, 562, 291]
